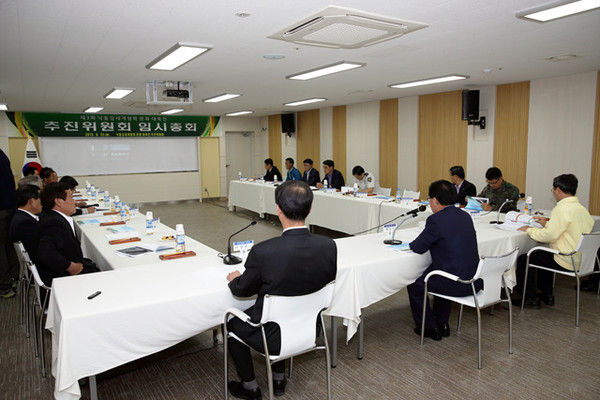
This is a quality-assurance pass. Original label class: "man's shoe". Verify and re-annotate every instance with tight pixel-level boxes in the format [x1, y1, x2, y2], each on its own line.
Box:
[0, 288, 16, 299]
[512, 297, 541, 309]
[578, 281, 599, 292]
[273, 377, 287, 396]
[438, 323, 450, 337]
[228, 381, 262, 400]
[414, 326, 442, 341]
[539, 294, 555, 306]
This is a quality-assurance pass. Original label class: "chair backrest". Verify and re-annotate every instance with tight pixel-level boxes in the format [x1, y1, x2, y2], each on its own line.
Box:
[575, 232, 600, 275]
[476, 248, 519, 306]
[402, 189, 420, 200]
[14, 241, 33, 265]
[379, 187, 391, 197]
[27, 263, 49, 305]
[260, 281, 335, 358]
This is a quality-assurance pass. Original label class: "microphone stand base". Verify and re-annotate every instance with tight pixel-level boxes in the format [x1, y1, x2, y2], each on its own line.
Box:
[223, 254, 242, 265]
[383, 239, 403, 245]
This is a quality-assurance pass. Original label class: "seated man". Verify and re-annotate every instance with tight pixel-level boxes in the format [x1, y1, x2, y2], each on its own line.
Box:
[263, 158, 282, 182]
[407, 180, 481, 340]
[40, 167, 58, 186]
[59, 175, 96, 214]
[352, 165, 380, 194]
[478, 167, 519, 212]
[514, 174, 594, 308]
[0, 148, 19, 299]
[316, 159, 345, 189]
[449, 165, 476, 206]
[23, 166, 39, 176]
[284, 157, 302, 181]
[301, 158, 320, 186]
[17, 174, 42, 188]
[226, 180, 337, 399]
[31, 182, 100, 286]
[9, 184, 42, 256]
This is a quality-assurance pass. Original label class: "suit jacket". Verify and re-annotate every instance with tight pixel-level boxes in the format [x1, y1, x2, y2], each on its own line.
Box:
[409, 205, 480, 281]
[302, 168, 320, 186]
[264, 166, 282, 182]
[228, 227, 337, 323]
[31, 210, 85, 285]
[9, 209, 38, 256]
[322, 169, 345, 190]
[455, 180, 477, 206]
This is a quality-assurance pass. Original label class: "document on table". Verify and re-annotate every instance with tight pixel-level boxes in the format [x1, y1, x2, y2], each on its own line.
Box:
[388, 243, 412, 252]
[77, 216, 116, 225]
[114, 243, 173, 257]
[496, 211, 543, 231]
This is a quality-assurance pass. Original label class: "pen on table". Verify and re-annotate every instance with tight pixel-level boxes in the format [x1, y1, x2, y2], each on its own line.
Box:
[87, 291, 101, 300]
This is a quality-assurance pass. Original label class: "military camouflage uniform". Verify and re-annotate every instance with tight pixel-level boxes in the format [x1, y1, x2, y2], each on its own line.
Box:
[478, 181, 519, 212]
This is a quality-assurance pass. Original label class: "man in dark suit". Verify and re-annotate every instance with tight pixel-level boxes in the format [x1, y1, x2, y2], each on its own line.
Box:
[9, 184, 42, 256]
[301, 158, 320, 186]
[449, 165, 476, 206]
[31, 182, 99, 286]
[226, 180, 337, 399]
[263, 158, 282, 182]
[316, 159, 345, 189]
[407, 180, 481, 341]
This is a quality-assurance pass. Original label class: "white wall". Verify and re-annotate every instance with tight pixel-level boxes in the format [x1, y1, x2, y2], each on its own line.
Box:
[397, 96, 418, 192]
[346, 101, 380, 181]
[526, 71, 597, 210]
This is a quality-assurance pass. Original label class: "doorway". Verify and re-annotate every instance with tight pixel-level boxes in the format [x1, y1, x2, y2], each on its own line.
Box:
[225, 131, 253, 197]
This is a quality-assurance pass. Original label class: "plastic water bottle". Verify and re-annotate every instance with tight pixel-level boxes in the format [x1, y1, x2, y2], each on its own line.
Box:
[238, 171, 242, 180]
[145, 212, 154, 235]
[175, 224, 185, 253]
[274, 174, 278, 183]
[120, 203, 127, 221]
[396, 188, 401, 203]
[114, 196, 121, 213]
[323, 179, 328, 189]
[353, 183, 358, 197]
[525, 197, 533, 215]
[103, 191, 110, 206]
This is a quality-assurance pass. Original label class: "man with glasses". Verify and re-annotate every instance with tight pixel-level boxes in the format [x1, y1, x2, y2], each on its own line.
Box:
[513, 174, 594, 308]
[478, 167, 519, 212]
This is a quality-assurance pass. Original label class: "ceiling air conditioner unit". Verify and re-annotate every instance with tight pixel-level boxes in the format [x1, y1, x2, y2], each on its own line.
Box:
[268, 6, 428, 49]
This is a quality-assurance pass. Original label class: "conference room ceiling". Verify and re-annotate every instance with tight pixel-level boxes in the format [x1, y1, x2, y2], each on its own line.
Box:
[0, 0, 599, 117]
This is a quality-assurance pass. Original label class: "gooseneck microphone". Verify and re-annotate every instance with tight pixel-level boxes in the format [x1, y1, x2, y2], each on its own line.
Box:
[383, 205, 427, 245]
[223, 221, 257, 265]
[491, 193, 525, 224]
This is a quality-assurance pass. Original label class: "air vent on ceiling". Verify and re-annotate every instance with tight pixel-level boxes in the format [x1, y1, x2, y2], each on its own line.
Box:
[268, 6, 428, 49]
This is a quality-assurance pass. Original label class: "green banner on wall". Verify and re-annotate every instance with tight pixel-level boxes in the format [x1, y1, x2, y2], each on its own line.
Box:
[6, 112, 220, 137]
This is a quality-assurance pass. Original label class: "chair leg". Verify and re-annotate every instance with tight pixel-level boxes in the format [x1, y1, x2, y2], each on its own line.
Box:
[39, 311, 47, 378]
[521, 264, 530, 310]
[420, 288, 428, 346]
[457, 304, 464, 332]
[266, 360, 274, 400]
[330, 316, 337, 368]
[288, 358, 293, 379]
[321, 316, 332, 400]
[575, 277, 580, 327]
[25, 282, 31, 339]
[223, 324, 229, 400]
[475, 306, 482, 369]
[505, 286, 513, 355]
[31, 297, 39, 358]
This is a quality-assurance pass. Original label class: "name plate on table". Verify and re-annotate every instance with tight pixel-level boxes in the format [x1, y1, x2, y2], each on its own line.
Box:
[322, 188, 338, 194]
[341, 186, 353, 193]
[383, 224, 397, 239]
[356, 192, 368, 199]
[233, 240, 254, 256]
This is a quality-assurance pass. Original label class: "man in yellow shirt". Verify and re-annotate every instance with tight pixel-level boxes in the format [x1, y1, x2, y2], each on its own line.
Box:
[514, 174, 594, 308]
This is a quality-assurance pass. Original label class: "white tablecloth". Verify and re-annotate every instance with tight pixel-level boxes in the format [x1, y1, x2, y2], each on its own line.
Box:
[228, 180, 423, 234]
[46, 216, 254, 400]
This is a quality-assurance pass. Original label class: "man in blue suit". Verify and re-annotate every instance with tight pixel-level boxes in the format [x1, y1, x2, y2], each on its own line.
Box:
[408, 180, 481, 341]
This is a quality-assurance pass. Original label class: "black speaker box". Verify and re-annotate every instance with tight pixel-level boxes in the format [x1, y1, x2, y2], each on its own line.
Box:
[281, 113, 295, 133]
[462, 90, 479, 120]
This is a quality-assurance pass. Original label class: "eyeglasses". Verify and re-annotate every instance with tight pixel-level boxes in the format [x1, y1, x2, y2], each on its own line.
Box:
[487, 179, 500, 186]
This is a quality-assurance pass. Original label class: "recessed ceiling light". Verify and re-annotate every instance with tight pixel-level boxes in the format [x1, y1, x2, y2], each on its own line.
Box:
[104, 88, 135, 99]
[84, 107, 103, 113]
[287, 61, 366, 80]
[516, 0, 600, 22]
[226, 111, 254, 116]
[263, 54, 286, 60]
[543, 53, 582, 61]
[389, 74, 469, 89]
[146, 42, 212, 71]
[160, 108, 184, 115]
[203, 93, 241, 103]
[284, 98, 327, 106]
[0, 104, 7, 111]
[235, 12, 251, 18]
